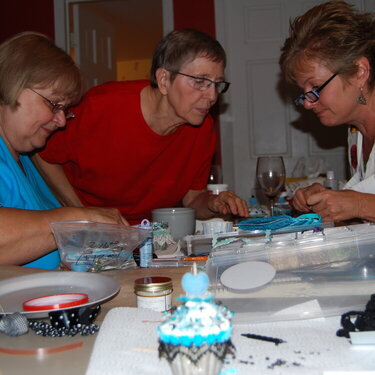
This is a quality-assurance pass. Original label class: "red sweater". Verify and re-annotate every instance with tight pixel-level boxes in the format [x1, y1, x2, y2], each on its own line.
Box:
[40, 81, 217, 224]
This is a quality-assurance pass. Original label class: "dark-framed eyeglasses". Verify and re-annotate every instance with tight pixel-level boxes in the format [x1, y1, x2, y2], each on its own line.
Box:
[171, 71, 231, 94]
[29, 88, 75, 120]
[293, 73, 337, 106]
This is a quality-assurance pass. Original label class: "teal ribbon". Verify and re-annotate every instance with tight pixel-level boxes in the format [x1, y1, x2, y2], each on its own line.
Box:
[237, 214, 322, 231]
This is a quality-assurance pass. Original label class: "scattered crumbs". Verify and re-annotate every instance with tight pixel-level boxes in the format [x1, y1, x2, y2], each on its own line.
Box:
[239, 360, 249, 365]
[225, 357, 234, 365]
[268, 359, 287, 369]
[292, 362, 302, 367]
[248, 355, 253, 359]
[265, 356, 270, 360]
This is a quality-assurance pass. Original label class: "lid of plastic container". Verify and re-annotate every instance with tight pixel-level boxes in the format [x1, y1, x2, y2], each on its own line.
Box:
[220, 261, 276, 293]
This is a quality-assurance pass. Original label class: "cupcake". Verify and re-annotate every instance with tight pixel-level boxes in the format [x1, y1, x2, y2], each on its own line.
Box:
[158, 263, 235, 375]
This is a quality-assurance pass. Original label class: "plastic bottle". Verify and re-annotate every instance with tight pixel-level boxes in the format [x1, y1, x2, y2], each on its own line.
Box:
[324, 170, 338, 190]
[139, 219, 153, 268]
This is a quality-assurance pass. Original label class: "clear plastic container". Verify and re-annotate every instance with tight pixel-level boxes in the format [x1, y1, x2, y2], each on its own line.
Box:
[51, 221, 151, 272]
[184, 221, 333, 256]
[205, 223, 375, 323]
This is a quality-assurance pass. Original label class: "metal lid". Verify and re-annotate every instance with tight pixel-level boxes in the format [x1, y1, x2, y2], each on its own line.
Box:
[134, 276, 172, 292]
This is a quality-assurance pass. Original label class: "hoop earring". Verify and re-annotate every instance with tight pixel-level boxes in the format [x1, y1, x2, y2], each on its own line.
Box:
[357, 87, 367, 105]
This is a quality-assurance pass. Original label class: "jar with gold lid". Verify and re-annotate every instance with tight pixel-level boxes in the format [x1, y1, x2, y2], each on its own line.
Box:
[134, 276, 173, 312]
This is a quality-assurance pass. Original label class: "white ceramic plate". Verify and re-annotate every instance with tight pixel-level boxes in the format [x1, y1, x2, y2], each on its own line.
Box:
[0, 271, 120, 318]
[220, 261, 276, 293]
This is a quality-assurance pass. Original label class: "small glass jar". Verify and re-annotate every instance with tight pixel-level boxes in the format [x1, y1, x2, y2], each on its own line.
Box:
[134, 276, 173, 312]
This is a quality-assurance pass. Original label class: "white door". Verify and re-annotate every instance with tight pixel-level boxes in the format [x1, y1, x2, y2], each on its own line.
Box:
[215, 0, 373, 200]
[72, 3, 116, 90]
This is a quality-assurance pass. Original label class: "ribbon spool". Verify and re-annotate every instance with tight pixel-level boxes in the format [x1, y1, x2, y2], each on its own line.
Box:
[22, 293, 89, 312]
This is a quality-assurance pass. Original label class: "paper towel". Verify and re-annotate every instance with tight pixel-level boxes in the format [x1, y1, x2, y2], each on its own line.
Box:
[86, 307, 375, 375]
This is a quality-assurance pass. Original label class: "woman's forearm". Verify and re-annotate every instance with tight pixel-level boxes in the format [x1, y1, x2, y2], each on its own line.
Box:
[32, 154, 83, 207]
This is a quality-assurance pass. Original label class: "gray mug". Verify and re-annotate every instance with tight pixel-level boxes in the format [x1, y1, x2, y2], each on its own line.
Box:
[152, 208, 196, 242]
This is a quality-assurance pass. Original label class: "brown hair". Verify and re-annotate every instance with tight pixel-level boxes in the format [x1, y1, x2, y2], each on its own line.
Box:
[150, 28, 226, 88]
[279, 1, 375, 89]
[0, 31, 83, 109]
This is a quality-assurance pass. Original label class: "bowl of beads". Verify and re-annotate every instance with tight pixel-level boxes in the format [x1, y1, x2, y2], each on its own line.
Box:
[51, 221, 151, 272]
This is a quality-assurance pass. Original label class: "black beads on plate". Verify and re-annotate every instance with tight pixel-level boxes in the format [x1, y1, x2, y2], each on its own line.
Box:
[28, 305, 101, 337]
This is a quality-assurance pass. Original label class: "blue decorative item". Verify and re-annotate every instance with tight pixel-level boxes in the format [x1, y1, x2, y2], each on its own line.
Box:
[237, 213, 322, 232]
[181, 263, 210, 297]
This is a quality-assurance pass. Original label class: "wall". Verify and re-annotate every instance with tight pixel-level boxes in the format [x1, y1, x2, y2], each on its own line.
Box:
[173, 0, 216, 37]
[0, 0, 54, 42]
[0, 0, 216, 45]
[173, 0, 221, 164]
[117, 59, 151, 81]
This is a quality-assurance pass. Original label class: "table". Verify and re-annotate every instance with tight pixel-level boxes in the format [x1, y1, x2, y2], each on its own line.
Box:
[0, 265, 187, 375]
[1, 265, 375, 375]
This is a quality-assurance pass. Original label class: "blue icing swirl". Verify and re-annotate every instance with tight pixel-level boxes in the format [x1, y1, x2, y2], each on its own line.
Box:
[157, 299, 233, 347]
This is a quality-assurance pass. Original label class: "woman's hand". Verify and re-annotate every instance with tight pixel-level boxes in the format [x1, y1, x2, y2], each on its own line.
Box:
[208, 190, 249, 217]
[80, 207, 129, 226]
[292, 183, 326, 212]
[305, 189, 362, 222]
[46, 205, 129, 227]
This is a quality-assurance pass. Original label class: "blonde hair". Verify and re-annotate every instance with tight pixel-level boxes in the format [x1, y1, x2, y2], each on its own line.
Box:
[279, 1, 375, 89]
[0, 31, 83, 109]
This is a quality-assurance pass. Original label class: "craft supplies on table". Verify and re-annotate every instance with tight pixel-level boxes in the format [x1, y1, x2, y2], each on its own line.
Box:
[50, 221, 151, 272]
[134, 276, 173, 312]
[184, 215, 331, 256]
[205, 222, 375, 324]
[138, 219, 154, 268]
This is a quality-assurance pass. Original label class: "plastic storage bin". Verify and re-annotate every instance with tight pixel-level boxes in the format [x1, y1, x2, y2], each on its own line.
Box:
[205, 223, 375, 323]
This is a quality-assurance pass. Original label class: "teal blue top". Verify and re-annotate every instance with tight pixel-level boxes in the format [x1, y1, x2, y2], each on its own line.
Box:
[0, 136, 61, 269]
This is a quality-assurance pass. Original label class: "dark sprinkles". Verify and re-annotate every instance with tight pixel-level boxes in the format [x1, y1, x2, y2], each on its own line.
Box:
[268, 359, 287, 369]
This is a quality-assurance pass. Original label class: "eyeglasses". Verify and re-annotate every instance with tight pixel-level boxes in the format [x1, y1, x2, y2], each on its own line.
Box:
[172, 71, 231, 94]
[293, 73, 337, 106]
[29, 88, 75, 120]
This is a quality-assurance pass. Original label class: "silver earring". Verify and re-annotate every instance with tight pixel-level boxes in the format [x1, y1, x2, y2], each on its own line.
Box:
[357, 87, 367, 105]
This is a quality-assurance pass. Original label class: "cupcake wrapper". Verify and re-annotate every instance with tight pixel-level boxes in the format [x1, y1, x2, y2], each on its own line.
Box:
[169, 351, 223, 375]
[159, 340, 235, 365]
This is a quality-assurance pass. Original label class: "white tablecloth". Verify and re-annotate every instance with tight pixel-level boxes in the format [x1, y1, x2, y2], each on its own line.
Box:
[86, 307, 375, 375]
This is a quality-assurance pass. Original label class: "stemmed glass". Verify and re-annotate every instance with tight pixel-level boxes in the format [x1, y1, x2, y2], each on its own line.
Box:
[256, 156, 286, 216]
[208, 164, 223, 184]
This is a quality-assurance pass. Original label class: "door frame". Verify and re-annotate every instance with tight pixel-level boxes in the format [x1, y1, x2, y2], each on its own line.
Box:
[53, 0, 174, 51]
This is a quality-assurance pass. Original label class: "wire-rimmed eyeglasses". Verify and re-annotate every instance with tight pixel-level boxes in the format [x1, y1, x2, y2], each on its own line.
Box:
[30, 88, 75, 120]
[293, 73, 337, 106]
[171, 71, 230, 94]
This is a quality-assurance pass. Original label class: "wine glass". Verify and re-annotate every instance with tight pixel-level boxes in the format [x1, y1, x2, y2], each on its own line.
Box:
[256, 156, 286, 216]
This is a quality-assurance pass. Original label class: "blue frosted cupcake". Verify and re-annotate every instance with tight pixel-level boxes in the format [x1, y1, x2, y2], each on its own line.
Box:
[158, 264, 235, 375]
